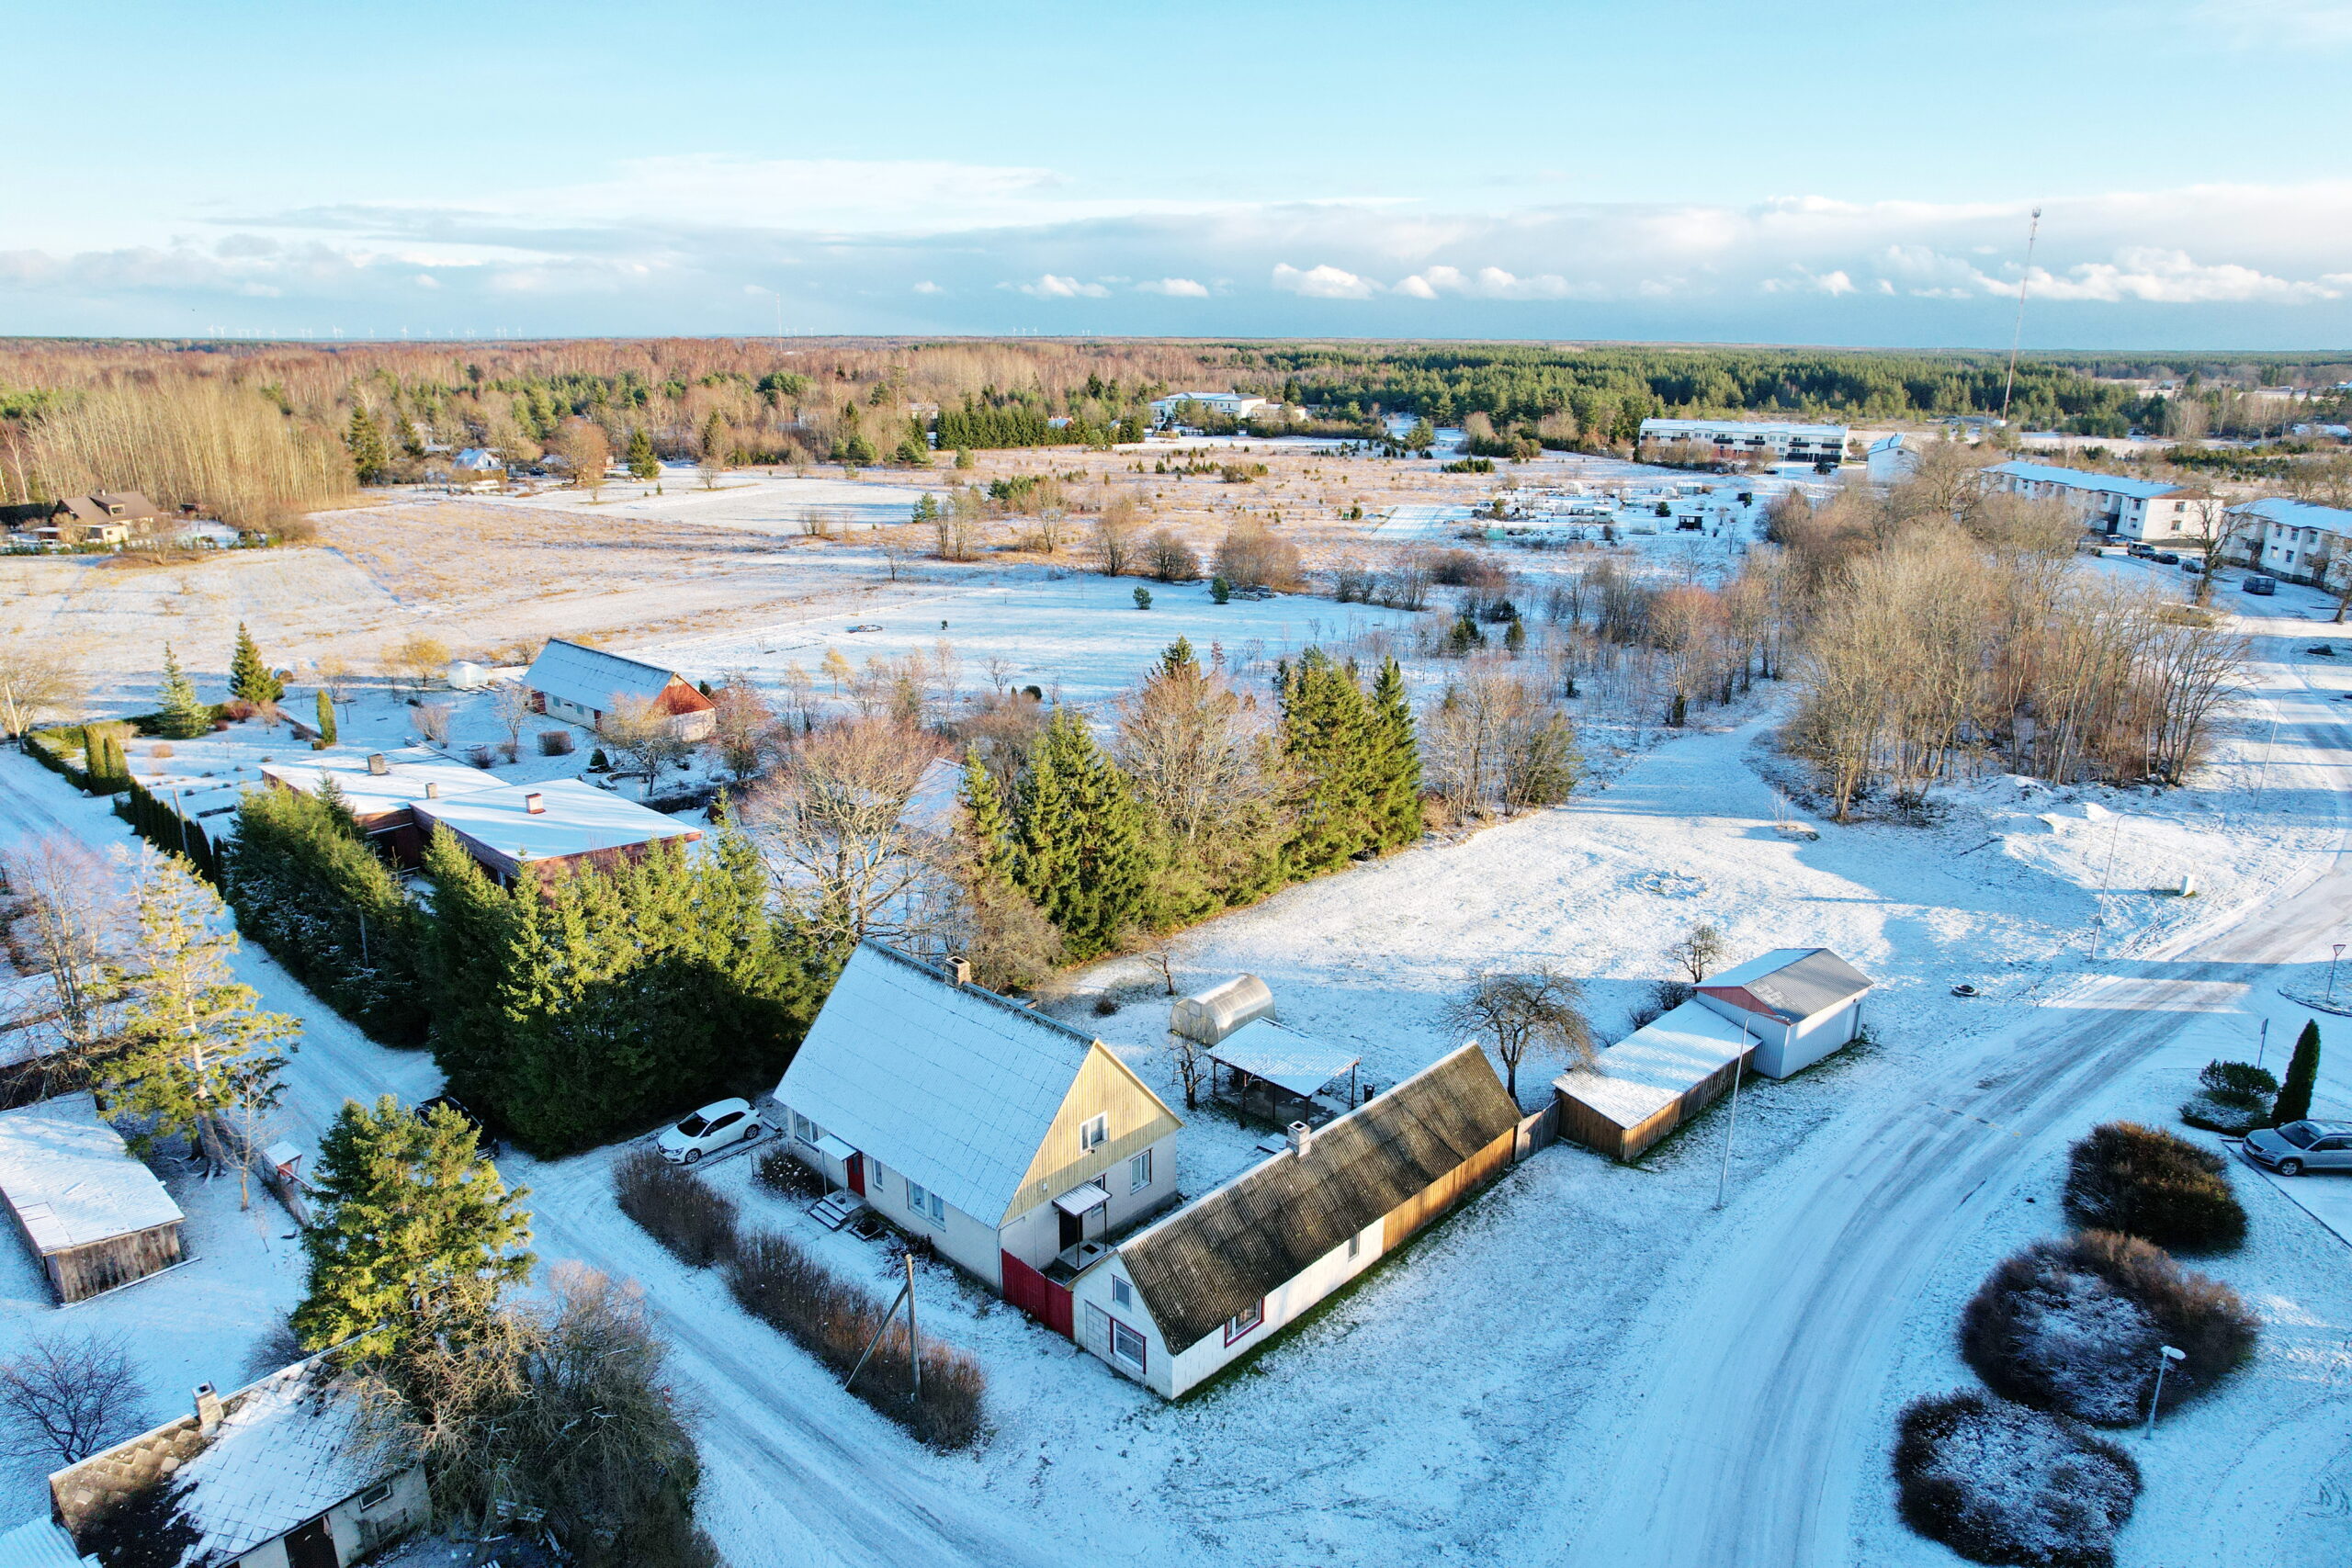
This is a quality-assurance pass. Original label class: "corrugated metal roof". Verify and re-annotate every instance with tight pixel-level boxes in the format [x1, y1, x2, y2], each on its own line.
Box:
[0, 1094, 183, 1255]
[1117, 1044, 1518, 1355]
[0, 1517, 91, 1568]
[1639, 417, 1848, 441]
[775, 944, 1114, 1222]
[522, 638, 688, 716]
[1207, 1020, 1359, 1099]
[1699, 947, 1871, 1024]
[1984, 460, 2183, 501]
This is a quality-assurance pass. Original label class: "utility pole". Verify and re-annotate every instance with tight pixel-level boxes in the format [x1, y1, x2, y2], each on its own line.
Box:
[2331, 943, 2346, 1003]
[1715, 1016, 1751, 1209]
[1999, 207, 2043, 429]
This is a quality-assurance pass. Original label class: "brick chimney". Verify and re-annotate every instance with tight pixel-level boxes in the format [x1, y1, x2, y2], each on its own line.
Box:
[947, 955, 972, 987]
[193, 1382, 222, 1436]
[524, 791, 545, 814]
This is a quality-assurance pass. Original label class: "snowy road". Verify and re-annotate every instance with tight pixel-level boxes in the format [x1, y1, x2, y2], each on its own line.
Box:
[1537, 633, 2352, 1568]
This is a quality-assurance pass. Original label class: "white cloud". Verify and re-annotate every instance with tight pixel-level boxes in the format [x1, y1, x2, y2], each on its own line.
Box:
[2025, 246, 2338, 303]
[1392, 264, 1589, 300]
[911, 280, 942, 294]
[1015, 273, 1109, 299]
[1761, 265, 1857, 296]
[1138, 276, 1209, 297]
[1272, 262, 1376, 299]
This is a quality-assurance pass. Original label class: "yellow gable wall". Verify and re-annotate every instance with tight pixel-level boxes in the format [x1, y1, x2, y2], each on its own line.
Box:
[1001, 1042, 1182, 1226]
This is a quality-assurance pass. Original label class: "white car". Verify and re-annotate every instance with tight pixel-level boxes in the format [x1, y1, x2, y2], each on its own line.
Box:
[657, 1098, 762, 1164]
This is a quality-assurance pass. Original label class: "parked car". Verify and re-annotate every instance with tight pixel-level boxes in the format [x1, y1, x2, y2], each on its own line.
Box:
[2154, 551, 2181, 565]
[2242, 1118, 2352, 1177]
[2181, 558, 2204, 574]
[2243, 574, 2278, 595]
[657, 1097, 762, 1164]
[417, 1094, 503, 1158]
[2128, 543, 2155, 558]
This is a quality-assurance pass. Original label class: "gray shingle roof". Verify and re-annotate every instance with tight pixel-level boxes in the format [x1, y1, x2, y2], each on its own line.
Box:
[1117, 1044, 1518, 1355]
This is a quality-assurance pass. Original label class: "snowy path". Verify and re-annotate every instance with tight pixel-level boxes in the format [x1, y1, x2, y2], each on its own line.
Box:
[1527, 633, 2352, 1568]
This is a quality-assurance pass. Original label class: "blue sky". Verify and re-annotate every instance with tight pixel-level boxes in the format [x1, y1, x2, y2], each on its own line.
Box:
[9, 0, 2352, 348]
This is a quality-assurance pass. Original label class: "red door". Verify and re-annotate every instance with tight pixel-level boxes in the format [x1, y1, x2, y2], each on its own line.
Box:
[845, 1153, 865, 1197]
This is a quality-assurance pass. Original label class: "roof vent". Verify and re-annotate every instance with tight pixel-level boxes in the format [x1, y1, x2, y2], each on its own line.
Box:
[424, 782, 439, 799]
[947, 955, 972, 987]
[1286, 1121, 1313, 1158]
[366, 753, 390, 776]
[524, 792, 546, 815]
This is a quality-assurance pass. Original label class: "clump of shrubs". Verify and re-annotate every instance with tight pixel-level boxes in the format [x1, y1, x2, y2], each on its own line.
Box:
[2064, 1121, 2245, 1252]
[755, 1145, 823, 1200]
[1894, 1390, 2140, 1568]
[725, 1231, 987, 1450]
[614, 1148, 740, 1268]
[538, 728, 575, 756]
[2178, 1060, 2276, 1136]
[1960, 1230, 2256, 1425]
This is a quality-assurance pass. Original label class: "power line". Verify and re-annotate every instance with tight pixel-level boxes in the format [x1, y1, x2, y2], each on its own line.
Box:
[1998, 206, 2042, 427]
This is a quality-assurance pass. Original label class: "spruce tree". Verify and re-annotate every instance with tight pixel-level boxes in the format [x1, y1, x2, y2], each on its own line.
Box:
[345, 405, 390, 484]
[1013, 709, 1155, 959]
[626, 425, 659, 481]
[958, 750, 1021, 886]
[293, 1095, 534, 1358]
[314, 686, 337, 746]
[1367, 656, 1424, 849]
[100, 854, 298, 1173]
[2273, 1021, 2322, 1126]
[1278, 649, 1375, 874]
[155, 645, 210, 739]
[229, 623, 283, 705]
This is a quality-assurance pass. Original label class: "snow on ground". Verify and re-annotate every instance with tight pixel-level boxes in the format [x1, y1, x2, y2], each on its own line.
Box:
[494, 465, 942, 533]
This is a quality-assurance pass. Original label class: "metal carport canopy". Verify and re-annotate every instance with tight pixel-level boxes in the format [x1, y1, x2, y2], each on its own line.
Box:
[1207, 1020, 1362, 1099]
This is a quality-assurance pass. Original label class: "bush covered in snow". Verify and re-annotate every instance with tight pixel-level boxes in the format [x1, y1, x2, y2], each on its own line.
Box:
[615, 1149, 741, 1268]
[1960, 1230, 2257, 1425]
[2178, 1060, 2276, 1136]
[1894, 1391, 2140, 1568]
[2064, 1121, 2245, 1251]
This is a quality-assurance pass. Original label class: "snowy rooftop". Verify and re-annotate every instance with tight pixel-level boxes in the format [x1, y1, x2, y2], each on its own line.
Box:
[776, 943, 1125, 1223]
[2230, 496, 2352, 534]
[1639, 417, 1848, 441]
[1208, 1019, 1361, 1099]
[1552, 1001, 1756, 1130]
[0, 1517, 86, 1568]
[0, 1093, 182, 1255]
[259, 746, 503, 822]
[163, 1358, 401, 1563]
[411, 776, 700, 868]
[522, 637, 688, 715]
[1699, 948, 1871, 1025]
[1984, 460, 2183, 500]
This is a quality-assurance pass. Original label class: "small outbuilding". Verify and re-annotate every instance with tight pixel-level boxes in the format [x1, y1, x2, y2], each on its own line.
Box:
[1073, 1043, 1520, 1399]
[0, 1094, 184, 1304]
[1205, 1019, 1360, 1120]
[1552, 1001, 1757, 1163]
[522, 638, 715, 741]
[1694, 947, 1871, 1078]
[1169, 974, 1275, 1045]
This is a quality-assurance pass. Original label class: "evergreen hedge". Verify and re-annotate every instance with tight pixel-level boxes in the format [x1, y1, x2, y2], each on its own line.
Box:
[2064, 1122, 2245, 1252]
[115, 776, 223, 883]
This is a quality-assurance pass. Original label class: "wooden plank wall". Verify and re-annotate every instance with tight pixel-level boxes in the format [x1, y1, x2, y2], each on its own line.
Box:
[1382, 1130, 1515, 1252]
[48, 1221, 183, 1303]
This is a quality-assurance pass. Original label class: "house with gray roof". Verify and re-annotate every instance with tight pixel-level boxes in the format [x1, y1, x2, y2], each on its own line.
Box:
[1694, 946, 1872, 1077]
[521, 639, 714, 741]
[0, 1094, 184, 1303]
[50, 1350, 427, 1568]
[773, 943, 1182, 1333]
[1071, 1043, 1519, 1399]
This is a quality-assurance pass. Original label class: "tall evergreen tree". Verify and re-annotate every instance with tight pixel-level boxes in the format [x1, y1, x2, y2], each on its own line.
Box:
[293, 1095, 534, 1359]
[229, 622, 284, 705]
[1278, 649, 1376, 874]
[1366, 656, 1424, 849]
[314, 686, 338, 745]
[99, 854, 298, 1173]
[1012, 709, 1155, 959]
[958, 750, 1020, 886]
[345, 405, 390, 484]
[154, 645, 210, 739]
[2273, 1021, 2322, 1126]
[626, 425, 660, 481]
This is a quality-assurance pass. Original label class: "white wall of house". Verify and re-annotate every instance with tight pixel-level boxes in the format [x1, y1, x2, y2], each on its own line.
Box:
[1692, 994, 1862, 1078]
[860, 1155, 1006, 1288]
[225, 1464, 428, 1568]
[999, 1131, 1179, 1271]
[1073, 1213, 1387, 1400]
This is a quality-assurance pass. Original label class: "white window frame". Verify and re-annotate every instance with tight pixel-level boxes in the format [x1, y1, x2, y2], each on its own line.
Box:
[1347, 1230, 1362, 1261]
[1128, 1148, 1152, 1192]
[1112, 1275, 1133, 1309]
[906, 1179, 944, 1224]
[1080, 1113, 1109, 1152]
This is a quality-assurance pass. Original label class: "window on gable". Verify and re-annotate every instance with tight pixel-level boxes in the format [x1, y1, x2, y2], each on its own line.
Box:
[1113, 1275, 1133, 1308]
[1080, 1113, 1109, 1152]
[356, 1482, 394, 1512]
[1225, 1299, 1265, 1346]
[1128, 1148, 1152, 1191]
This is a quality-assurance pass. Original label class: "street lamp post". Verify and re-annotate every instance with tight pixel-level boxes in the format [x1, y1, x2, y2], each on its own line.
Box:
[2145, 1345, 2186, 1439]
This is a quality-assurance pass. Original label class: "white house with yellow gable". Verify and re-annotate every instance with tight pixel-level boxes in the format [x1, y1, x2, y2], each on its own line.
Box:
[772, 943, 1182, 1334]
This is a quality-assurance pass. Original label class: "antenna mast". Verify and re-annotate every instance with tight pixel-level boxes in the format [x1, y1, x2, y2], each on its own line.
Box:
[1999, 206, 2042, 427]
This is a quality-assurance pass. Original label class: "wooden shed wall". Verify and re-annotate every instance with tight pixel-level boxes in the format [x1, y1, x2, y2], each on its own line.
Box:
[1381, 1129, 1514, 1252]
[1555, 1046, 1755, 1164]
[44, 1221, 183, 1303]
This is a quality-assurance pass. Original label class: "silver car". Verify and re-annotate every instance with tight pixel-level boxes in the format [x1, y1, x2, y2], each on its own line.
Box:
[656, 1097, 761, 1164]
[2242, 1119, 2352, 1177]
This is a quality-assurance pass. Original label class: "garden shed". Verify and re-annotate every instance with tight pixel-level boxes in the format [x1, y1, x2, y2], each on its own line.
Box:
[1551, 1002, 1758, 1162]
[1694, 947, 1871, 1078]
[0, 1094, 185, 1303]
[1170, 974, 1274, 1045]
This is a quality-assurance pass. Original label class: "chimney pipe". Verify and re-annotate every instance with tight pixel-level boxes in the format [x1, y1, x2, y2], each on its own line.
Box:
[1286, 1121, 1313, 1158]
[193, 1383, 222, 1436]
[424, 782, 439, 799]
[947, 955, 972, 987]
[366, 753, 389, 776]
[524, 792, 545, 814]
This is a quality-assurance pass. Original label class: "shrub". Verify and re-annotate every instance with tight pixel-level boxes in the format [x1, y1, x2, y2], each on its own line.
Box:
[754, 1145, 822, 1200]
[614, 1149, 740, 1269]
[2180, 1060, 2277, 1134]
[1959, 1231, 2257, 1425]
[2064, 1122, 2245, 1251]
[538, 729, 575, 756]
[1091, 995, 1120, 1017]
[469, 745, 495, 769]
[1893, 1390, 2139, 1568]
[1133, 586, 1153, 610]
[219, 698, 259, 723]
[724, 1230, 987, 1450]
[1625, 979, 1696, 1033]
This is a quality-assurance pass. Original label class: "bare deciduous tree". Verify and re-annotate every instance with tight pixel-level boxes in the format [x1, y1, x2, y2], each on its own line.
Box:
[1, 837, 129, 1067]
[492, 682, 535, 752]
[556, 420, 612, 501]
[1442, 966, 1594, 1102]
[0, 1329, 152, 1465]
[1669, 921, 1727, 984]
[708, 671, 778, 780]
[600, 696, 690, 781]
[383, 633, 450, 693]
[746, 718, 937, 947]
[0, 641, 84, 744]
[413, 701, 452, 747]
[1092, 494, 1144, 576]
